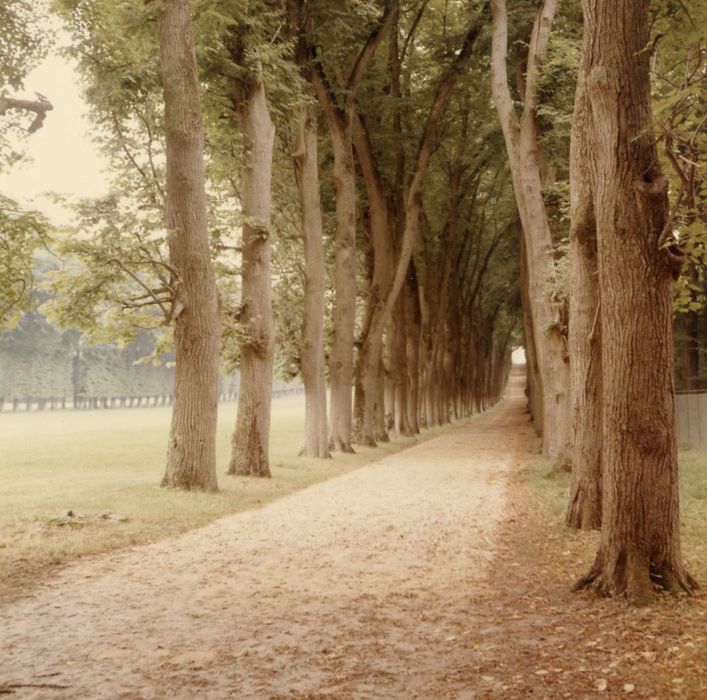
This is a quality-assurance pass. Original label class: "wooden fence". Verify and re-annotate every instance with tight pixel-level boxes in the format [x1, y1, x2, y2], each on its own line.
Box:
[0, 385, 303, 412]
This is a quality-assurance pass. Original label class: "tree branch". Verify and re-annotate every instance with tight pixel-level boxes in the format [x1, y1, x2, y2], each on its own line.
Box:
[0, 95, 54, 133]
[345, 1, 397, 110]
[523, 0, 559, 116]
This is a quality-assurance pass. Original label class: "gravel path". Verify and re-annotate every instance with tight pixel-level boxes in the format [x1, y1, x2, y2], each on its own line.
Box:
[0, 371, 533, 699]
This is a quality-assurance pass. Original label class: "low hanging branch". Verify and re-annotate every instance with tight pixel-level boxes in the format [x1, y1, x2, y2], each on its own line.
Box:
[0, 94, 54, 133]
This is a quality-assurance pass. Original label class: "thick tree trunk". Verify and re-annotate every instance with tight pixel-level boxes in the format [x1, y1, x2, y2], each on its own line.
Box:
[157, 0, 221, 492]
[566, 54, 602, 530]
[490, 0, 570, 467]
[326, 128, 357, 453]
[352, 114, 393, 447]
[228, 74, 275, 478]
[294, 105, 330, 458]
[574, 0, 696, 604]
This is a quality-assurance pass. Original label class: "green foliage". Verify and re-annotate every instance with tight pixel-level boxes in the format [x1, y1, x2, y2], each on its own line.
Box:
[0, 196, 51, 329]
[651, 0, 707, 314]
[0, 312, 174, 400]
[0, 0, 51, 90]
[42, 194, 171, 345]
[0, 0, 53, 169]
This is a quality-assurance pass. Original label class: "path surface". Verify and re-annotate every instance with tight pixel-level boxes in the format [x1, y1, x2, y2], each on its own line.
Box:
[0, 371, 534, 699]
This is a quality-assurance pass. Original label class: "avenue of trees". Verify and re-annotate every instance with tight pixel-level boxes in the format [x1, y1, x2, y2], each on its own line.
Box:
[1, 0, 705, 604]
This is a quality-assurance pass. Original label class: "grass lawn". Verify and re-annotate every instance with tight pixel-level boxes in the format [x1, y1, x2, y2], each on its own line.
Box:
[0, 395, 449, 602]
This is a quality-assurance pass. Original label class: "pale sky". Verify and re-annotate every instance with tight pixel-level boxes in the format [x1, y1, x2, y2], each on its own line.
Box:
[0, 24, 110, 225]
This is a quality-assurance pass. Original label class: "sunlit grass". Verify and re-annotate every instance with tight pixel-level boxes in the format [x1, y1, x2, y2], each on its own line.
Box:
[0, 395, 451, 601]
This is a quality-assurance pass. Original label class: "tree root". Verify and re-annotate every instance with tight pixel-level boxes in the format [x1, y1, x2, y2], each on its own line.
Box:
[573, 551, 699, 606]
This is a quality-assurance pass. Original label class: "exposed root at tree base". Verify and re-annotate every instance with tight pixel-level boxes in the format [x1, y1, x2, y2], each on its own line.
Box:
[573, 552, 699, 606]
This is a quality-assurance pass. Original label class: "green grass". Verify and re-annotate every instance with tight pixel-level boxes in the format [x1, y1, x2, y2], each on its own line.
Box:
[524, 448, 707, 584]
[0, 396, 451, 601]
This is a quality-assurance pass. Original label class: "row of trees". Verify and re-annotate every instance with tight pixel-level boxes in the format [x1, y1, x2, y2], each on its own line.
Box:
[2, 1, 703, 603]
[1, 1, 518, 484]
[491, 0, 703, 604]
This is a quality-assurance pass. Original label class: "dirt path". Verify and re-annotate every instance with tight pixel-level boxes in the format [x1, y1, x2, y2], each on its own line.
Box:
[0, 371, 535, 699]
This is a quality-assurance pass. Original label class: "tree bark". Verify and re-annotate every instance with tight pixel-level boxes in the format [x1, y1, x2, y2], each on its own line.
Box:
[325, 125, 358, 453]
[490, 0, 571, 468]
[310, 4, 395, 453]
[293, 105, 330, 459]
[352, 113, 393, 447]
[0, 95, 53, 133]
[519, 230, 542, 435]
[566, 49, 602, 530]
[157, 0, 221, 492]
[573, 0, 696, 604]
[228, 71, 275, 478]
[405, 264, 422, 434]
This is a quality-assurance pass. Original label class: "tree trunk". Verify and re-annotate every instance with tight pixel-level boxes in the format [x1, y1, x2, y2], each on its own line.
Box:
[228, 73, 275, 478]
[294, 105, 330, 458]
[566, 51, 602, 530]
[490, 0, 571, 468]
[352, 113, 393, 447]
[392, 293, 413, 436]
[326, 127, 357, 453]
[309, 3, 395, 453]
[519, 231, 542, 435]
[405, 266, 421, 434]
[157, 0, 220, 492]
[573, 0, 696, 604]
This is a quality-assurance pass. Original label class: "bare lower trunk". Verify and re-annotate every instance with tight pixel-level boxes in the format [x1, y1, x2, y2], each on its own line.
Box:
[566, 56, 602, 529]
[405, 269, 421, 434]
[294, 105, 330, 458]
[392, 294, 413, 436]
[573, 0, 696, 604]
[327, 130, 357, 453]
[158, 0, 220, 492]
[519, 232, 542, 434]
[352, 114, 393, 447]
[228, 73, 275, 478]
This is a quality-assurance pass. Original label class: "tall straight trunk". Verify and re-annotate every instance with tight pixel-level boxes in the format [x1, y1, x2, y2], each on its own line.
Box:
[566, 51, 602, 529]
[574, 0, 696, 604]
[352, 114, 393, 447]
[228, 73, 275, 478]
[405, 266, 421, 434]
[490, 0, 570, 467]
[392, 293, 413, 436]
[157, 0, 220, 492]
[326, 127, 357, 452]
[308, 3, 395, 453]
[294, 105, 329, 458]
[519, 231, 542, 434]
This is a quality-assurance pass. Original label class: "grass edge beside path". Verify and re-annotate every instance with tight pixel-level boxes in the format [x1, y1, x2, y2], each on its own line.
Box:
[464, 443, 707, 698]
[0, 396, 500, 604]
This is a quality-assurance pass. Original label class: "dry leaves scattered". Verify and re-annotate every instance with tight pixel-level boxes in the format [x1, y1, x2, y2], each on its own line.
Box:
[457, 468, 707, 699]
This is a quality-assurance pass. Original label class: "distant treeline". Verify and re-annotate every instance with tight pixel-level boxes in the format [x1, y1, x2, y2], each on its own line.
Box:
[0, 312, 175, 402]
[0, 312, 302, 410]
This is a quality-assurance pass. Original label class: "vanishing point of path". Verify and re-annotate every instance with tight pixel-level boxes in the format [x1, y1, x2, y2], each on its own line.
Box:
[0, 371, 535, 699]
